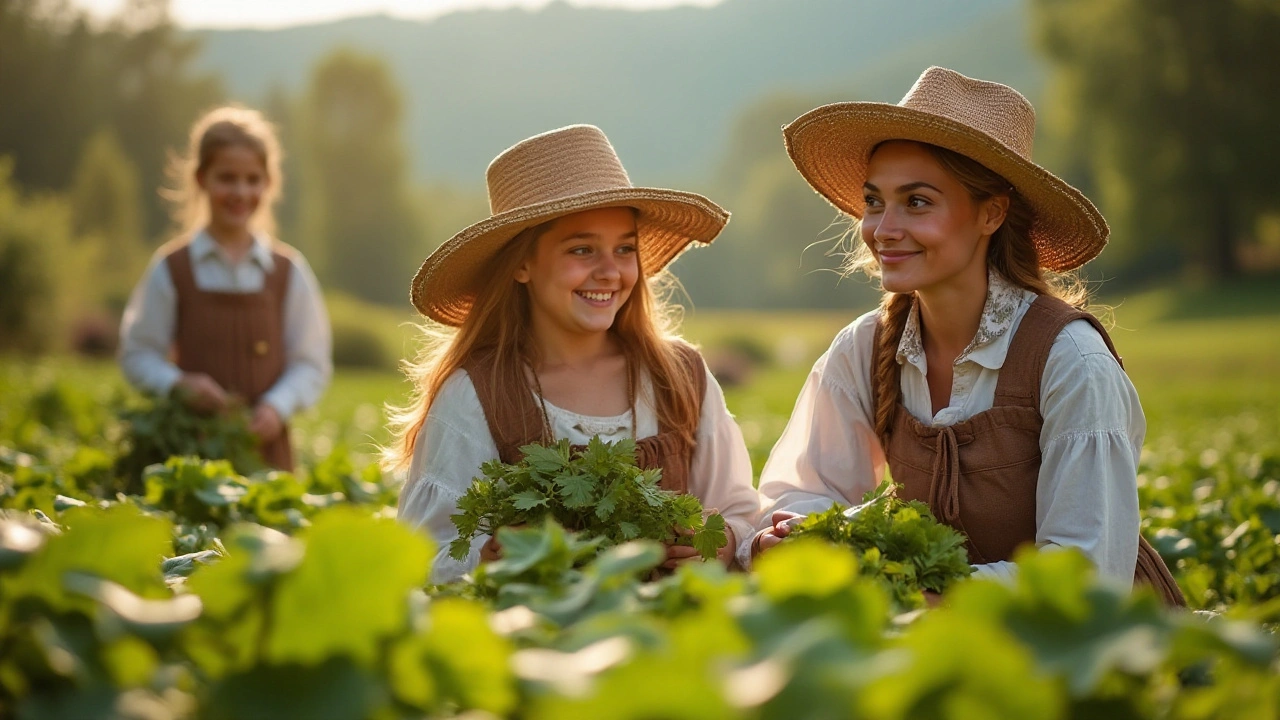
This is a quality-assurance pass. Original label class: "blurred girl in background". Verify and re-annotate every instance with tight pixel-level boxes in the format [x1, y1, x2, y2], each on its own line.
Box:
[118, 105, 332, 470]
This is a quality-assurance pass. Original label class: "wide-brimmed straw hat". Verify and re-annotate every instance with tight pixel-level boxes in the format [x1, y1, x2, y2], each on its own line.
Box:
[411, 124, 728, 325]
[783, 66, 1108, 272]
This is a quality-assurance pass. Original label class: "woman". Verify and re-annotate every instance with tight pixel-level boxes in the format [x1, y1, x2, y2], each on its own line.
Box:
[751, 67, 1183, 605]
[388, 125, 760, 584]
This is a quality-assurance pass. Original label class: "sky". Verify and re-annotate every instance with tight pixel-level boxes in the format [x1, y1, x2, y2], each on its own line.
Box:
[72, 0, 721, 29]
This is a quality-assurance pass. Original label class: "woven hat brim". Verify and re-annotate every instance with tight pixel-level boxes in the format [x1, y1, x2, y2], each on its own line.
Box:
[411, 187, 728, 326]
[783, 102, 1109, 272]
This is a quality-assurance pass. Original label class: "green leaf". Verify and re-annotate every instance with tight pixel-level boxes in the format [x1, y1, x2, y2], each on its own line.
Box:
[513, 489, 550, 511]
[266, 508, 432, 665]
[522, 441, 570, 476]
[691, 513, 727, 560]
[556, 472, 595, 509]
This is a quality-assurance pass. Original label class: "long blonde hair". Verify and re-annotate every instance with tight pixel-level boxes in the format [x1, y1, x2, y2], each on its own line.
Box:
[162, 105, 283, 237]
[384, 212, 702, 471]
[845, 141, 1087, 445]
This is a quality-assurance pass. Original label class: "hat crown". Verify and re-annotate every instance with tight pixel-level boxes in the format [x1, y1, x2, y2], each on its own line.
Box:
[485, 125, 634, 215]
[899, 66, 1036, 159]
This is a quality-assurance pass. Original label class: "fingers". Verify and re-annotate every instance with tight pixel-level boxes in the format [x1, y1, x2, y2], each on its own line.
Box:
[662, 543, 701, 569]
[178, 373, 228, 413]
[249, 403, 283, 441]
[771, 510, 803, 525]
[479, 535, 502, 563]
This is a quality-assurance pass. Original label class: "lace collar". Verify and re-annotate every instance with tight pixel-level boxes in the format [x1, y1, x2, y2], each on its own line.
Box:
[896, 270, 1035, 372]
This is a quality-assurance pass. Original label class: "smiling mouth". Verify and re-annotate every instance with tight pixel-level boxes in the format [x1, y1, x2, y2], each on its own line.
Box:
[576, 290, 616, 303]
[878, 250, 920, 264]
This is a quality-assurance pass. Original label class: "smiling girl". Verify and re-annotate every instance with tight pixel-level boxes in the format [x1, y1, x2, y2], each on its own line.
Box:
[388, 125, 760, 583]
[119, 105, 332, 470]
[750, 68, 1183, 605]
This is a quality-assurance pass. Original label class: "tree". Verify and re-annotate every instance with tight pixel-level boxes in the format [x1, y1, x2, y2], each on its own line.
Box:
[0, 0, 222, 240]
[1031, 0, 1280, 281]
[0, 159, 95, 353]
[68, 129, 145, 310]
[297, 49, 426, 305]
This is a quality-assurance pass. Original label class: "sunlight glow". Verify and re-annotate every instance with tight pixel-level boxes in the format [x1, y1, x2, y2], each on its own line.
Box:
[72, 0, 723, 29]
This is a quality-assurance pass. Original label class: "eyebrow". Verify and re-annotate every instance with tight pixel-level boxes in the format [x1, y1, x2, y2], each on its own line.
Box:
[863, 181, 944, 194]
[559, 230, 639, 243]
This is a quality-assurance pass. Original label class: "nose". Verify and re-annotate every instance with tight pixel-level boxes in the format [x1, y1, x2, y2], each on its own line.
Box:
[593, 252, 621, 281]
[870, 206, 906, 244]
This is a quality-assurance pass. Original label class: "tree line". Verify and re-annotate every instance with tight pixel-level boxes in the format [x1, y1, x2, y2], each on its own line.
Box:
[2, 0, 1277, 354]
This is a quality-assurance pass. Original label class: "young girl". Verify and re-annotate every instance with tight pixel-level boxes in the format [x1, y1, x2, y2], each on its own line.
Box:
[751, 67, 1183, 605]
[389, 124, 760, 584]
[118, 105, 332, 471]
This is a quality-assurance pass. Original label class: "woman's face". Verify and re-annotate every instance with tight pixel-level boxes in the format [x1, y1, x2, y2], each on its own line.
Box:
[860, 141, 1006, 297]
[198, 144, 268, 234]
[515, 206, 640, 340]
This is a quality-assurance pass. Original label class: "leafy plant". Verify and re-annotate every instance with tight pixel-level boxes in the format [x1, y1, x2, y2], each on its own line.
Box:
[115, 396, 265, 491]
[450, 437, 726, 562]
[787, 481, 973, 608]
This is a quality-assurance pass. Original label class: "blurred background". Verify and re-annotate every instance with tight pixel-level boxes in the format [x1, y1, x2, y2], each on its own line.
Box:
[2, 0, 1278, 471]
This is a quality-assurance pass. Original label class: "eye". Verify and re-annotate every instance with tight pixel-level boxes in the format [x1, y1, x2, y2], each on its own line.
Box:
[569, 246, 593, 257]
[863, 195, 883, 210]
[907, 195, 931, 209]
[616, 244, 637, 256]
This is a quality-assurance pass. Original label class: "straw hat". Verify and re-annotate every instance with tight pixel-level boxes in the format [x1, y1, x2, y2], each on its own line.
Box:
[411, 124, 729, 325]
[783, 66, 1108, 272]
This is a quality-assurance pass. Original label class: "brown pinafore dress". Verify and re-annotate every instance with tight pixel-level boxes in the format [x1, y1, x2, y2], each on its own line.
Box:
[165, 243, 295, 470]
[463, 343, 707, 495]
[875, 296, 1185, 606]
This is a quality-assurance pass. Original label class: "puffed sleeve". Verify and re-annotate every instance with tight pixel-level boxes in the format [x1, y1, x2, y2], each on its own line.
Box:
[1027, 319, 1143, 584]
[756, 312, 884, 534]
[396, 370, 502, 584]
[687, 362, 763, 569]
[118, 252, 183, 396]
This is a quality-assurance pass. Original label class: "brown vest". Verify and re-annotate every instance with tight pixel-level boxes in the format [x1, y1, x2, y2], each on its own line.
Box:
[165, 243, 294, 470]
[463, 343, 707, 495]
[876, 295, 1185, 606]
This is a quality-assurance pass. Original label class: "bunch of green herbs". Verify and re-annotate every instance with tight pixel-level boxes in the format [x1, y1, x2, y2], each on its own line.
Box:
[450, 437, 726, 562]
[788, 480, 973, 608]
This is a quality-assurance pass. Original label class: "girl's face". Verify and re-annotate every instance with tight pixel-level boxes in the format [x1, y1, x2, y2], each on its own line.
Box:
[197, 144, 269, 234]
[860, 141, 1007, 297]
[515, 206, 640, 340]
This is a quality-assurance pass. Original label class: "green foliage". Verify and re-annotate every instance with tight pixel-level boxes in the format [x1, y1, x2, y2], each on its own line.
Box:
[115, 396, 265, 489]
[1032, 0, 1280, 280]
[297, 48, 424, 305]
[68, 128, 145, 312]
[450, 437, 726, 563]
[788, 481, 974, 609]
[0, 158, 95, 354]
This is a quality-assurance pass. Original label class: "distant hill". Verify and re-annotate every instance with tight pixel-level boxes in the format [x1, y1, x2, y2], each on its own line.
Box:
[192, 0, 1042, 187]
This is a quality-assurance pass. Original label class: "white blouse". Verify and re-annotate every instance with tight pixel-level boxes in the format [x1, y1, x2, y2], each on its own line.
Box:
[398, 362, 762, 583]
[756, 271, 1142, 584]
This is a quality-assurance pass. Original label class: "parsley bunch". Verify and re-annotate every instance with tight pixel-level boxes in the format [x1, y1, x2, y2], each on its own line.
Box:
[789, 481, 973, 608]
[449, 437, 726, 562]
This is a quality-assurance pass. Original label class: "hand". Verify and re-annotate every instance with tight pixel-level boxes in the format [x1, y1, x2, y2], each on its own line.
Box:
[249, 403, 284, 442]
[478, 524, 527, 564]
[751, 510, 805, 558]
[663, 523, 702, 570]
[479, 534, 503, 563]
[174, 372, 228, 414]
[716, 524, 738, 569]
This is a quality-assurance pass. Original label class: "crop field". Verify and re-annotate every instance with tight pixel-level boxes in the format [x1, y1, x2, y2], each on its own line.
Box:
[2, 297, 1278, 718]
